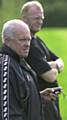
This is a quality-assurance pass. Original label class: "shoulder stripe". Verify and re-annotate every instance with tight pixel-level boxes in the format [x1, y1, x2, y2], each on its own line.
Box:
[0, 54, 10, 120]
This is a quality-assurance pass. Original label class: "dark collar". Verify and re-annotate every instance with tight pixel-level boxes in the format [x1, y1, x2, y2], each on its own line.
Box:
[0, 44, 32, 71]
[0, 44, 20, 63]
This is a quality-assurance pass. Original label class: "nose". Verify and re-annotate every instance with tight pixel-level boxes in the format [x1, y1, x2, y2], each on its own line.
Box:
[37, 19, 43, 25]
[38, 17, 44, 23]
[25, 40, 31, 47]
[40, 19, 43, 24]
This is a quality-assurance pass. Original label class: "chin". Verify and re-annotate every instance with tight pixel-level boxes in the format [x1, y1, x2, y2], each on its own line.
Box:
[35, 28, 40, 32]
[24, 54, 29, 58]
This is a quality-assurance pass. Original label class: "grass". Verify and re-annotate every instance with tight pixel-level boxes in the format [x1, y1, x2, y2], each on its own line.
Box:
[37, 28, 67, 120]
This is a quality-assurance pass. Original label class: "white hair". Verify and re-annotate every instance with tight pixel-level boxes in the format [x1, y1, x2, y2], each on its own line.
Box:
[2, 19, 29, 43]
[21, 1, 43, 18]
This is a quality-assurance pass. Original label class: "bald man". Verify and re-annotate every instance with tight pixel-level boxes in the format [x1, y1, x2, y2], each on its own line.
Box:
[0, 19, 44, 120]
[20, 1, 64, 120]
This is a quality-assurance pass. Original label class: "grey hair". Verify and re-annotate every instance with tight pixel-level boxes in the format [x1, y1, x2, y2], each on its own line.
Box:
[20, 1, 43, 18]
[2, 19, 29, 43]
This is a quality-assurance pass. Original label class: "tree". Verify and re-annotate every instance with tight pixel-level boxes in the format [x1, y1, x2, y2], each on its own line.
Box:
[0, 0, 2, 7]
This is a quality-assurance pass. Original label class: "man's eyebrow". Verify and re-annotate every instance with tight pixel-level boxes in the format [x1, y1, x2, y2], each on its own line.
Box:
[18, 38, 31, 41]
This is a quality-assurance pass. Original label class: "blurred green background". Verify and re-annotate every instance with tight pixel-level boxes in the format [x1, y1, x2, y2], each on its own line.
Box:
[37, 28, 67, 120]
[0, 0, 67, 120]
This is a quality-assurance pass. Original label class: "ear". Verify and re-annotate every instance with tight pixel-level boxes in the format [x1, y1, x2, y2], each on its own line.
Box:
[4, 37, 10, 47]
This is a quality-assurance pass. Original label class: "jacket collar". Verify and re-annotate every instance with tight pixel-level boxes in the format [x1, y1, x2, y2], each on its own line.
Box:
[0, 44, 20, 63]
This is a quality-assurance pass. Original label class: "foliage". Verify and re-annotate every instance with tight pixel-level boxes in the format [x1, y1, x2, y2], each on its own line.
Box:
[0, 0, 27, 42]
[44, 2, 67, 27]
[0, 0, 67, 28]
[34, 0, 67, 27]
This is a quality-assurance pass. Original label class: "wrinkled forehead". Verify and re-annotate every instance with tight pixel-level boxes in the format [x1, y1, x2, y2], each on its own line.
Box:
[10, 25, 30, 39]
[27, 5, 44, 18]
[15, 26, 31, 39]
[15, 23, 29, 33]
[29, 4, 44, 14]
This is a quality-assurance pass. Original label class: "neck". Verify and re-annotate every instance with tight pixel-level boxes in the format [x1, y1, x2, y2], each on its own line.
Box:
[31, 31, 36, 38]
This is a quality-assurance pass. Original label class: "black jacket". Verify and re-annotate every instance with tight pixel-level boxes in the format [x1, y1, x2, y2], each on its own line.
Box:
[25, 37, 62, 120]
[0, 44, 43, 120]
[26, 36, 59, 91]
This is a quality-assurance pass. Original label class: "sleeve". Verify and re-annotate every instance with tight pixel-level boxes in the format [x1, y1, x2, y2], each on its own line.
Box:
[9, 66, 27, 101]
[38, 37, 59, 61]
[45, 46, 59, 61]
[26, 44, 51, 75]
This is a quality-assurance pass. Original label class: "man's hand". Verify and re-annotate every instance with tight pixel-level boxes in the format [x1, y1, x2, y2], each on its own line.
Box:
[40, 87, 62, 101]
[55, 58, 64, 72]
[48, 58, 64, 73]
